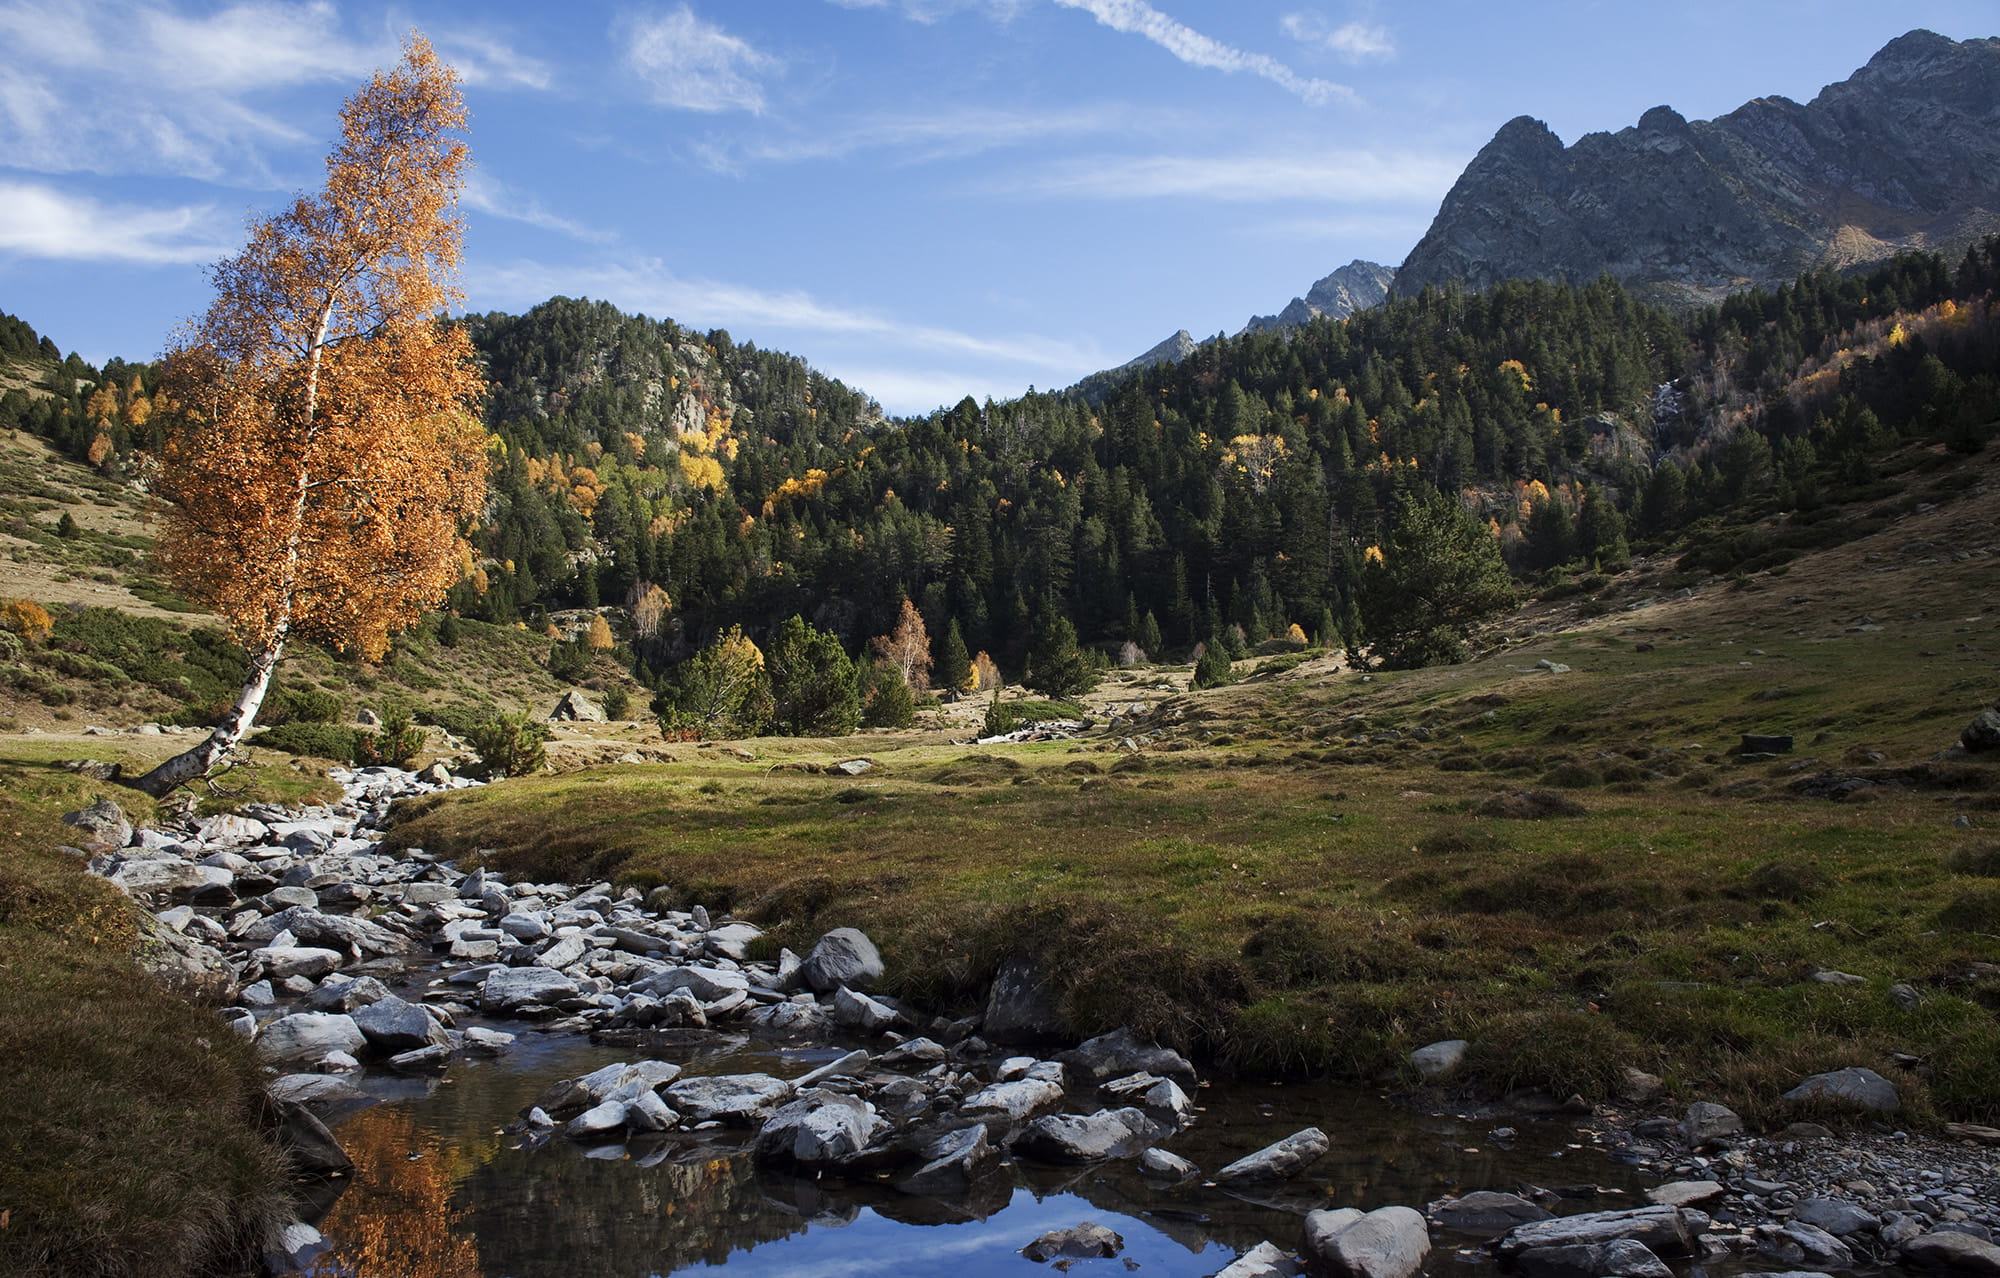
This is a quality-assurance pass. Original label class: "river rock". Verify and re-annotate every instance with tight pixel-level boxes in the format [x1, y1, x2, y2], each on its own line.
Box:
[480, 966, 580, 1014]
[499, 913, 551, 942]
[1429, 1191, 1553, 1232]
[1510, 1239, 1673, 1278]
[198, 813, 269, 844]
[1139, 1147, 1201, 1180]
[897, 1123, 1001, 1196]
[642, 965, 750, 1002]
[263, 1222, 330, 1274]
[1214, 1127, 1331, 1183]
[351, 995, 447, 1054]
[565, 1100, 630, 1138]
[63, 799, 132, 850]
[983, 955, 1065, 1042]
[1497, 1207, 1709, 1260]
[1681, 1101, 1743, 1148]
[1782, 1065, 1900, 1112]
[832, 986, 900, 1032]
[253, 945, 344, 981]
[272, 1099, 353, 1174]
[302, 975, 391, 1013]
[536, 933, 589, 971]
[1022, 1221, 1123, 1262]
[1059, 1026, 1196, 1085]
[1213, 1241, 1302, 1278]
[1645, 1181, 1726, 1208]
[1755, 1220, 1855, 1268]
[624, 1089, 677, 1133]
[1410, 1039, 1469, 1080]
[1306, 1206, 1431, 1278]
[705, 922, 763, 961]
[267, 1073, 366, 1109]
[256, 1012, 367, 1065]
[1013, 1107, 1156, 1163]
[1791, 1197, 1882, 1236]
[961, 1078, 1065, 1125]
[110, 857, 218, 901]
[1901, 1230, 2000, 1276]
[133, 911, 236, 1000]
[664, 1073, 792, 1125]
[246, 905, 412, 957]
[756, 1092, 888, 1169]
[802, 927, 884, 993]
[746, 999, 833, 1040]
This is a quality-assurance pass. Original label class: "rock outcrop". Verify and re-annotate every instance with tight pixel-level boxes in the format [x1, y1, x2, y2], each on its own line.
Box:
[1242, 260, 1397, 333]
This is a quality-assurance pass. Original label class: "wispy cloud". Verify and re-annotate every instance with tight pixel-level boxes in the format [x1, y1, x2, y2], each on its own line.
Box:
[0, 180, 233, 264]
[0, 0, 548, 183]
[824, 0, 1030, 21]
[462, 173, 616, 244]
[620, 5, 778, 114]
[993, 148, 1460, 203]
[699, 102, 1154, 170]
[467, 257, 1095, 370]
[1049, 0, 1351, 105]
[1281, 11, 1395, 63]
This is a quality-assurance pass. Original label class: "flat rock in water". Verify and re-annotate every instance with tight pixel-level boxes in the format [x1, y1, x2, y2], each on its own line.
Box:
[802, 927, 884, 993]
[351, 996, 447, 1053]
[1021, 1221, 1123, 1262]
[256, 1012, 367, 1065]
[755, 1092, 887, 1169]
[664, 1073, 792, 1125]
[1497, 1207, 1709, 1259]
[961, 1078, 1065, 1124]
[1139, 1146, 1201, 1180]
[1510, 1239, 1672, 1278]
[1782, 1065, 1899, 1112]
[1214, 1127, 1330, 1183]
[1013, 1107, 1155, 1164]
[1429, 1191, 1553, 1232]
[1305, 1206, 1431, 1278]
[1791, 1197, 1881, 1236]
[642, 966, 749, 1002]
[480, 966, 580, 1013]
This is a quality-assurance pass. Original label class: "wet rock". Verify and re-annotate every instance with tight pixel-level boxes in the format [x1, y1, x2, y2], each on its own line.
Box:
[1409, 1038, 1469, 1080]
[1059, 1026, 1196, 1086]
[1013, 1107, 1156, 1163]
[1901, 1230, 2000, 1276]
[897, 1124, 1001, 1196]
[1428, 1191, 1553, 1232]
[267, 1073, 366, 1109]
[350, 996, 447, 1054]
[564, 1099, 630, 1138]
[1214, 1127, 1330, 1183]
[1755, 1220, 1854, 1268]
[272, 1099, 353, 1175]
[1021, 1221, 1123, 1262]
[961, 1078, 1065, 1125]
[1140, 1147, 1201, 1180]
[1791, 1197, 1881, 1236]
[1645, 1181, 1726, 1208]
[1305, 1206, 1431, 1278]
[263, 1221, 331, 1274]
[301, 975, 390, 1014]
[1510, 1239, 1672, 1278]
[756, 1092, 889, 1170]
[1782, 1065, 1899, 1112]
[663, 1073, 792, 1125]
[463, 1026, 516, 1057]
[1496, 1207, 1709, 1260]
[1682, 1101, 1743, 1148]
[802, 927, 884, 993]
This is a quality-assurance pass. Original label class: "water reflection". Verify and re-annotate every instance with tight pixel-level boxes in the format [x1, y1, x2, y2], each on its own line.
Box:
[305, 1037, 1650, 1278]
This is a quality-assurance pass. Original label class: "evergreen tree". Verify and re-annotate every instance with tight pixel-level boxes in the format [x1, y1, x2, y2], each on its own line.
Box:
[767, 615, 859, 736]
[935, 618, 972, 699]
[1023, 614, 1102, 699]
[1356, 489, 1514, 669]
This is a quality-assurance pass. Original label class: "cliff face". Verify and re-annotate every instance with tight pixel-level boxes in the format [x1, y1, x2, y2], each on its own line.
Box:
[1392, 30, 2000, 306]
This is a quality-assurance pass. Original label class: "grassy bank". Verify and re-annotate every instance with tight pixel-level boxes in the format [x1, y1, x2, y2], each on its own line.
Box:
[384, 590, 2000, 1127]
[0, 739, 339, 1277]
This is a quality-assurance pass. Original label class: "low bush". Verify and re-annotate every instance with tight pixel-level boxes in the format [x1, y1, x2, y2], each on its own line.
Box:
[252, 721, 359, 761]
[274, 686, 346, 724]
[982, 698, 1085, 737]
[466, 710, 548, 777]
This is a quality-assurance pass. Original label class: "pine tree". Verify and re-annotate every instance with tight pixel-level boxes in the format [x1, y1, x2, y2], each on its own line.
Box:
[935, 618, 972, 699]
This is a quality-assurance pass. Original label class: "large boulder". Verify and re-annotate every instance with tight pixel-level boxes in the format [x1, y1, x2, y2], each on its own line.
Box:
[550, 689, 605, 722]
[62, 800, 132, 850]
[663, 1073, 793, 1125]
[1782, 1065, 1899, 1112]
[351, 996, 448, 1054]
[755, 1092, 888, 1170]
[132, 910, 236, 1000]
[480, 966, 580, 1014]
[1305, 1206, 1431, 1278]
[256, 1012, 367, 1066]
[1214, 1241, 1302, 1277]
[1961, 704, 2000, 752]
[802, 927, 884, 993]
[983, 955, 1065, 1042]
[1013, 1107, 1156, 1163]
[1214, 1127, 1330, 1183]
[1058, 1026, 1196, 1085]
[1901, 1230, 2000, 1277]
[271, 1099, 353, 1175]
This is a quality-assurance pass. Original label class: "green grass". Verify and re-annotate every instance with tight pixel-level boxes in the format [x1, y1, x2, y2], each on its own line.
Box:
[0, 742, 340, 1276]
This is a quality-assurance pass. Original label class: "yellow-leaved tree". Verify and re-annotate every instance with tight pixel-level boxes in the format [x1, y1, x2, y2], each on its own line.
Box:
[131, 35, 486, 797]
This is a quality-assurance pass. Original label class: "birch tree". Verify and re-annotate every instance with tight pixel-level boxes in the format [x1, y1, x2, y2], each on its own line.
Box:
[132, 35, 485, 796]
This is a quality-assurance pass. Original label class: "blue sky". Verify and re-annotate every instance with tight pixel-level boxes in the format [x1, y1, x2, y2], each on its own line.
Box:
[1, 1, 1993, 415]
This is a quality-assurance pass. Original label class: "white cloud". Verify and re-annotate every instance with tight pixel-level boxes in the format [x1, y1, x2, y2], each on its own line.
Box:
[620, 6, 777, 114]
[1049, 0, 1351, 105]
[701, 102, 1152, 169]
[1281, 12, 1395, 63]
[462, 173, 617, 244]
[823, 0, 1030, 20]
[994, 148, 1461, 203]
[0, 180, 233, 264]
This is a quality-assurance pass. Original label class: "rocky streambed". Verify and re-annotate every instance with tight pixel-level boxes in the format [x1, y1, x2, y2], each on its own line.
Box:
[61, 765, 2000, 1277]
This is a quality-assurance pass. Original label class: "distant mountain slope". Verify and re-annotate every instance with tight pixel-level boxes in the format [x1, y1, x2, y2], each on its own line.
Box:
[1242, 260, 1396, 333]
[1393, 29, 2000, 307]
[1067, 328, 1196, 404]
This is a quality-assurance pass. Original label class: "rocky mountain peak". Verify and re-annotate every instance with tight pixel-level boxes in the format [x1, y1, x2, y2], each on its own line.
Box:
[1242, 260, 1396, 335]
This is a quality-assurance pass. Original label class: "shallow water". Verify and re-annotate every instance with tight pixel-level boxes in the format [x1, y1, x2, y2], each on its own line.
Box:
[300, 1022, 1663, 1278]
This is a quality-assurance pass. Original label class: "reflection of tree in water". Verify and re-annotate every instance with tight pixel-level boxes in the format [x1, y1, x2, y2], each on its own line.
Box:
[312, 1107, 483, 1278]
[454, 1141, 809, 1278]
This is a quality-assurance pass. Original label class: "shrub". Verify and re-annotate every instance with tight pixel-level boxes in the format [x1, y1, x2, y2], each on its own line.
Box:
[275, 686, 346, 724]
[600, 685, 630, 720]
[416, 701, 491, 739]
[253, 721, 359, 761]
[1192, 645, 1233, 689]
[982, 698, 1084, 737]
[355, 707, 425, 769]
[862, 668, 915, 728]
[467, 710, 548, 777]
[547, 639, 591, 683]
[0, 598, 53, 643]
